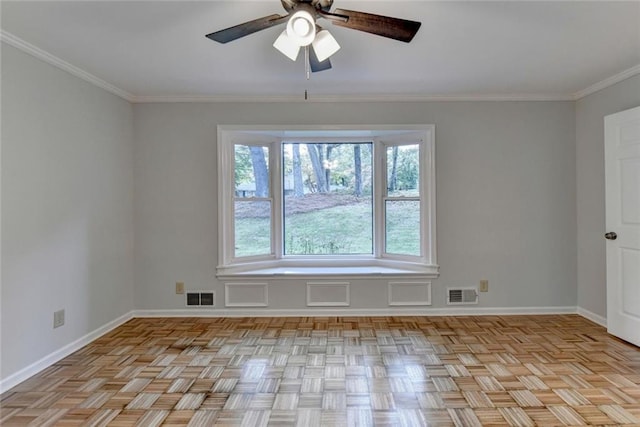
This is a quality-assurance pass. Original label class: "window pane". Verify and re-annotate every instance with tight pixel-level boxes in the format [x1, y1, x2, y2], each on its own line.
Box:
[235, 145, 269, 198]
[283, 142, 373, 255]
[386, 144, 419, 197]
[234, 200, 271, 257]
[385, 200, 420, 256]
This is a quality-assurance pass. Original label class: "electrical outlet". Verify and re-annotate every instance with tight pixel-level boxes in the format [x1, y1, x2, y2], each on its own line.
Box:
[479, 280, 489, 292]
[176, 282, 185, 294]
[53, 309, 65, 328]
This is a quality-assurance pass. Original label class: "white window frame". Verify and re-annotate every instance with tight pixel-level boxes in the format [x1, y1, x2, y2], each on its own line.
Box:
[217, 125, 438, 277]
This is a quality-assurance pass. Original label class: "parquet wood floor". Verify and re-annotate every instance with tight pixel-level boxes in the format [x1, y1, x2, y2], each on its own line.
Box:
[2, 315, 640, 426]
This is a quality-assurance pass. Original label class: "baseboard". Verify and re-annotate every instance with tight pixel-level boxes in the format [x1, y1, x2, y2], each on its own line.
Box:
[2, 306, 587, 393]
[133, 306, 578, 318]
[576, 307, 607, 327]
[0, 311, 134, 394]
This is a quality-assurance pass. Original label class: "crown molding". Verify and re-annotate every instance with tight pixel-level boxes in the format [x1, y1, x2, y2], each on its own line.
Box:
[572, 63, 640, 100]
[131, 93, 575, 103]
[0, 30, 135, 102]
[132, 94, 311, 103]
[2, 30, 637, 104]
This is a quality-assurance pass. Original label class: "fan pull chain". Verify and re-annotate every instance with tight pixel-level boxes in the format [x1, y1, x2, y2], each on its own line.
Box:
[304, 46, 310, 100]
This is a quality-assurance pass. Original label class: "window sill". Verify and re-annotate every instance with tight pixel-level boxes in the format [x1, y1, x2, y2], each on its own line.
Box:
[217, 260, 439, 279]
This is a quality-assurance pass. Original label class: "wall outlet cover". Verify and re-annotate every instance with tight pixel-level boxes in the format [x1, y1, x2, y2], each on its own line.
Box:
[53, 309, 65, 328]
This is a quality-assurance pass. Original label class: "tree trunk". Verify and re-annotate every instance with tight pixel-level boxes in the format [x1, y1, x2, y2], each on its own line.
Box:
[307, 144, 328, 193]
[324, 144, 337, 192]
[354, 144, 362, 197]
[389, 146, 399, 192]
[292, 144, 304, 197]
[250, 146, 269, 197]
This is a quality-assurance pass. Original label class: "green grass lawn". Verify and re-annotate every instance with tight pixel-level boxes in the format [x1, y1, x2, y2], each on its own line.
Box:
[235, 200, 420, 257]
[284, 202, 373, 255]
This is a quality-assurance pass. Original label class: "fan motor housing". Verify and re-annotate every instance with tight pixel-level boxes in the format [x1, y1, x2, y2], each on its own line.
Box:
[281, 0, 333, 14]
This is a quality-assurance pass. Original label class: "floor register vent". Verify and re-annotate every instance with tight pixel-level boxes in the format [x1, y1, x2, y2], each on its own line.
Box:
[186, 291, 215, 307]
[447, 288, 478, 305]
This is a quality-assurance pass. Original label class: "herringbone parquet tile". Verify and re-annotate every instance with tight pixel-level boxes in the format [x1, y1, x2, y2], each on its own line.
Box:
[2, 315, 640, 426]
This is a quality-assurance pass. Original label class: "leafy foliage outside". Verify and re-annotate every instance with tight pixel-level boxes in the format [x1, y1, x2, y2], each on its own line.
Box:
[233, 141, 420, 257]
[235, 194, 421, 257]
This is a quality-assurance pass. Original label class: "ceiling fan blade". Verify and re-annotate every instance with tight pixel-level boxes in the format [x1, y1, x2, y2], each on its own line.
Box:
[206, 14, 289, 44]
[331, 8, 421, 43]
[309, 46, 332, 72]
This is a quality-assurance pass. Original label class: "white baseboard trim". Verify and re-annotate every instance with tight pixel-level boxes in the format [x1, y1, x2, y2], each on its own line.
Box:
[3, 305, 595, 393]
[0, 311, 134, 394]
[133, 306, 578, 318]
[576, 307, 607, 327]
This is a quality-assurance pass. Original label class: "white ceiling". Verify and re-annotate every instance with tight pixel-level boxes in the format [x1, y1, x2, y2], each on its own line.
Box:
[1, 1, 639, 101]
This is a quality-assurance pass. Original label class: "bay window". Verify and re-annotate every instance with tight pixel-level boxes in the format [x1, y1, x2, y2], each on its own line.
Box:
[217, 125, 437, 276]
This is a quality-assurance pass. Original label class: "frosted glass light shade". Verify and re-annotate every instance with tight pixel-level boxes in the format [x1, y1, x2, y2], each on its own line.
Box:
[286, 10, 316, 46]
[312, 30, 340, 62]
[273, 30, 301, 61]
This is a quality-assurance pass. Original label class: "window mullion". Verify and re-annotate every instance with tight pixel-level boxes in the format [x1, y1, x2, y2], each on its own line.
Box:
[219, 134, 235, 267]
[272, 141, 283, 259]
[373, 138, 385, 259]
[423, 130, 436, 265]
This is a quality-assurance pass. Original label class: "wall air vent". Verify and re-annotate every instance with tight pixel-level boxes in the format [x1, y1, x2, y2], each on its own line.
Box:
[447, 287, 478, 305]
[186, 291, 215, 307]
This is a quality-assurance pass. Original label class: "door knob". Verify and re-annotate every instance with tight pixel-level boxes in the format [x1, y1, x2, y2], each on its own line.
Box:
[605, 232, 617, 240]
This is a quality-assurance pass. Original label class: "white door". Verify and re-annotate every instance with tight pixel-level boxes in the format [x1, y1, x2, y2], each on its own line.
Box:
[606, 105, 640, 347]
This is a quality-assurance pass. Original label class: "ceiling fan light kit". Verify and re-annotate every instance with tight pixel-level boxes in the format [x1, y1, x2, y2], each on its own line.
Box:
[312, 29, 340, 62]
[286, 9, 316, 46]
[206, 0, 421, 74]
[273, 30, 302, 60]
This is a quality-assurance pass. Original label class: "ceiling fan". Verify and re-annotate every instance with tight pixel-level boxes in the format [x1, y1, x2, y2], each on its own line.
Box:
[206, 0, 421, 73]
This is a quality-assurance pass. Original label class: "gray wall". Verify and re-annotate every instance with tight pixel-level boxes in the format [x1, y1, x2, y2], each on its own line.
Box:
[1, 45, 135, 379]
[133, 101, 577, 311]
[11, 37, 631, 383]
[576, 74, 640, 319]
